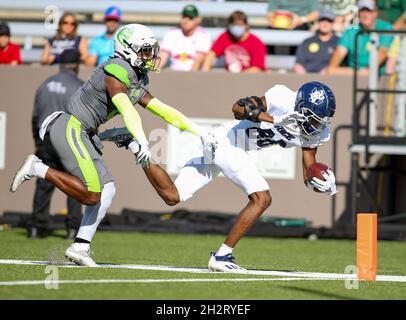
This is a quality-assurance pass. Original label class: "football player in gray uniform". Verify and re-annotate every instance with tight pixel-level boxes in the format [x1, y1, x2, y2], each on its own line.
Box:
[10, 24, 214, 266]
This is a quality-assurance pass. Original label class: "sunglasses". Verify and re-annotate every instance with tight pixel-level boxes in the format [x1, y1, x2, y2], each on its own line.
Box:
[62, 21, 76, 26]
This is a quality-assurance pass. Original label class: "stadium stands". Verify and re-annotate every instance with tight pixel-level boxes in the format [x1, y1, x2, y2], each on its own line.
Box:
[0, 0, 316, 69]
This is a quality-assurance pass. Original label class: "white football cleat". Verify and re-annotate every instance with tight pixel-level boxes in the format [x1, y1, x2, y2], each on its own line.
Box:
[208, 252, 248, 273]
[65, 243, 98, 267]
[10, 154, 40, 192]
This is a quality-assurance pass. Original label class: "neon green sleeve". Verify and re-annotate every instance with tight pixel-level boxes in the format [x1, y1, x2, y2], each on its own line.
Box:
[146, 98, 202, 136]
[111, 93, 149, 145]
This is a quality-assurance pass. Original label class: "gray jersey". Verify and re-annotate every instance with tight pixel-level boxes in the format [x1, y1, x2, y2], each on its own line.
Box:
[67, 57, 149, 130]
[32, 69, 83, 140]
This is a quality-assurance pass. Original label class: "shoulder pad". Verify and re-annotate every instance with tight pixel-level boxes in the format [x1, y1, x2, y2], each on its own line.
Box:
[104, 63, 131, 88]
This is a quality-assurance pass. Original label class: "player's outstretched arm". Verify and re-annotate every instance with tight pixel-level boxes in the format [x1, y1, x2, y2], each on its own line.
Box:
[139, 92, 202, 136]
[232, 96, 304, 124]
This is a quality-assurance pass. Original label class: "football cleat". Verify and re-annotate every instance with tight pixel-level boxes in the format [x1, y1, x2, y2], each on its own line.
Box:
[99, 127, 133, 148]
[10, 154, 41, 192]
[65, 243, 98, 267]
[208, 252, 248, 273]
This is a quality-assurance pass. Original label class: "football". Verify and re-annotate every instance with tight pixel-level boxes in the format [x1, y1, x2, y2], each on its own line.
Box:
[307, 162, 330, 182]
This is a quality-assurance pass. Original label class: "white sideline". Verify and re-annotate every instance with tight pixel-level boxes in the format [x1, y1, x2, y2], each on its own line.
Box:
[1, 259, 406, 283]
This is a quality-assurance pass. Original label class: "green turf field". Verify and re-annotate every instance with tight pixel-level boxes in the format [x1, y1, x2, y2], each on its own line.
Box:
[0, 228, 405, 299]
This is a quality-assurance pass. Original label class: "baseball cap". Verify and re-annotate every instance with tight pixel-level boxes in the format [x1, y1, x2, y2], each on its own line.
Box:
[0, 21, 10, 37]
[318, 8, 335, 22]
[182, 4, 199, 18]
[104, 6, 122, 21]
[357, 0, 376, 11]
[60, 48, 81, 64]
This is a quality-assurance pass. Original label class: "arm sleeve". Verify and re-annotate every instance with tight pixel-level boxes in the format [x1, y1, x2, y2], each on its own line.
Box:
[146, 98, 202, 136]
[112, 93, 149, 146]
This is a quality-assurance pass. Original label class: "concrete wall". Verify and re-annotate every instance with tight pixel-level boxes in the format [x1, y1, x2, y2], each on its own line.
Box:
[0, 66, 354, 227]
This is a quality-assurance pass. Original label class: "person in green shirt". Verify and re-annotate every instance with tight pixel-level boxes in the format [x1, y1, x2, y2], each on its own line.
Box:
[376, 0, 406, 27]
[327, 0, 393, 75]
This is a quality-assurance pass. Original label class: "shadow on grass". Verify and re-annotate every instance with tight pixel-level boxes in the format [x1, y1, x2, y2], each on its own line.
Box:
[14, 228, 70, 240]
[279, 285, 361, 300]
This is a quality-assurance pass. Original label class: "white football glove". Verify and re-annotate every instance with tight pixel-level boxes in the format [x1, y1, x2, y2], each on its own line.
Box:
[136, 143, 152, 168]
[201, 131, 219, 163]
[307, 169, 337, 195]
[273, 111, 306, 125]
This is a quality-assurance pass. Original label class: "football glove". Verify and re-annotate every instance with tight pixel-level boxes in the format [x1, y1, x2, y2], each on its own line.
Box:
[201, 131, 219, 163]
[136, 143, 152, 168]
[307, 169, 337, 195]
[273, 111, 306, 125]
[236, 96, 264, 122]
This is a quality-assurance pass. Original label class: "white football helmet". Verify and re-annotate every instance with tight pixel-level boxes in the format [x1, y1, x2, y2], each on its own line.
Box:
[114, 24, 160, 72]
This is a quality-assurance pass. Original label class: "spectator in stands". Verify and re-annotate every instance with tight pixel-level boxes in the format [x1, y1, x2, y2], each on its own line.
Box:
[202, 11, 266, 73]
[41, 12, 88, 65]
[86, 6, 122, 67]
[30, 48, 83, 239]
[294, 9, 339, 74]
[327, 0, 393, 75]
[267, 0, 320, 30]
[0, 21, 21, 65]
[159, 4, 211, 71]
[376, 0, 406, 28]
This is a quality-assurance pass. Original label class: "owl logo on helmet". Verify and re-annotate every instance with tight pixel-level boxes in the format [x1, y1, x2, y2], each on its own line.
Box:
[114, 24, 160, 72]
[309, 87, 326, 105]
[294, 81, 336, 136]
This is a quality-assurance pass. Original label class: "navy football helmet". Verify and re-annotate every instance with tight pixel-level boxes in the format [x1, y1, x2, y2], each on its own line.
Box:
[294, 81, 336, 136]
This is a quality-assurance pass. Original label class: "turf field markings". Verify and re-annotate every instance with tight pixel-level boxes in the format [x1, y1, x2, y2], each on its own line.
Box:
[1, 259, 406, 283]
[0, 277, 337, 286]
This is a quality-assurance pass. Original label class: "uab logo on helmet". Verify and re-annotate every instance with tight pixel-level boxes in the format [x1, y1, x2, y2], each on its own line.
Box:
[309, 87, 325, 105]
[117, 27, 135, 46]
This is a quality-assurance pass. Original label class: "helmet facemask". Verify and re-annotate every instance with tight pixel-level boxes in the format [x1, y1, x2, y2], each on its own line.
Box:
[299, 107, 332, 136]
[123, 38, 161, 72]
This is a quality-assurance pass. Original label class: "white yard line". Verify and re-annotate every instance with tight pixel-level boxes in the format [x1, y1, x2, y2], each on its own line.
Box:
[0, 277, 327, 286]
[0, 259, 405, 283]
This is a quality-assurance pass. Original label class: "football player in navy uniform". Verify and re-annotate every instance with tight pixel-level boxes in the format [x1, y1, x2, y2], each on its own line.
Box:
[101, 81, 337, 272]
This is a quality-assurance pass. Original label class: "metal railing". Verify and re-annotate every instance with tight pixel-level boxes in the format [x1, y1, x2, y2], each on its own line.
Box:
[349, 29, 406, 225]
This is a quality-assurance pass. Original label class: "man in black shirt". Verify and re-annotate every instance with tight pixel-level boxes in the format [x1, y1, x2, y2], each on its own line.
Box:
[30, 48, 83, 239]
[294, 9, 339, 74]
